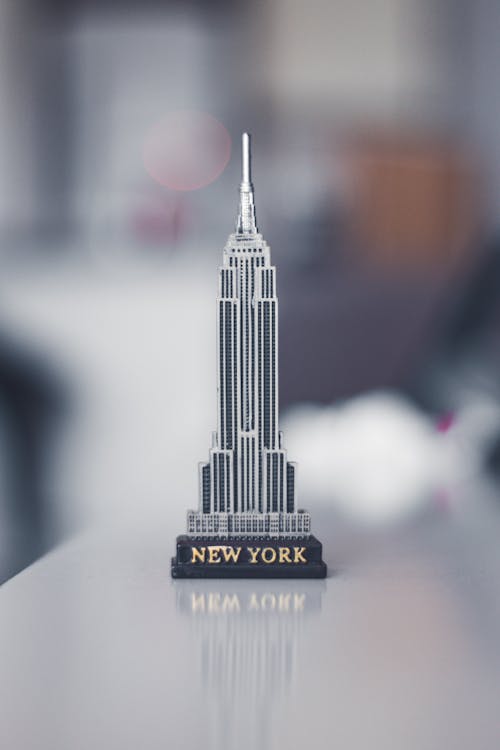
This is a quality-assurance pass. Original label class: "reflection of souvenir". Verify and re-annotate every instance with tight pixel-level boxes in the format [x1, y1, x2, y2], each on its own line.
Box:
[171, 134, 326, 578]
[176, 581, 325, 748]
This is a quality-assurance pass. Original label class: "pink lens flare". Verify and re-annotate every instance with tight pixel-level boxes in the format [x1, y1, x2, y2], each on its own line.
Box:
[143, 111, 231, 191]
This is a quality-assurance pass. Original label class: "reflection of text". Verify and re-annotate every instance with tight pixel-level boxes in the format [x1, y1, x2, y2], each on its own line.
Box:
[190, 591, 306, 614]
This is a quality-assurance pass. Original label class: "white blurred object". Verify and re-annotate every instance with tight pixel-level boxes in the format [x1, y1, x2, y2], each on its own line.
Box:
[283, 391, 500, 525]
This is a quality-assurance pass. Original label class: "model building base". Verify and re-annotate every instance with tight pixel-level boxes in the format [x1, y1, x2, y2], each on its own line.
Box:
[171, 535, 327, 579]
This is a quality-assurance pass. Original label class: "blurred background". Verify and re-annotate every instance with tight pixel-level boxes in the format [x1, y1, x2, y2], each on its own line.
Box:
[1, 0, 500, 583]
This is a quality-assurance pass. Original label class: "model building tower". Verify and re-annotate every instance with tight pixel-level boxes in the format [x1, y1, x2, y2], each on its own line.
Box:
[187, 133, 310, 538]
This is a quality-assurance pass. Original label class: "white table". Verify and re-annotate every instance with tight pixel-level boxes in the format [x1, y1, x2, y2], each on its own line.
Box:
[1, 500, 500, 750]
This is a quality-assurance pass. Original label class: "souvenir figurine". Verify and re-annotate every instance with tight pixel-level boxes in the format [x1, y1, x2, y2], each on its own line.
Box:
[171, 133, 326, 578]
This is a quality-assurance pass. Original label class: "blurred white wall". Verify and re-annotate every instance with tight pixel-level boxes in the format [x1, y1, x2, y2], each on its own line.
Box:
[70, 15, 213, 240]
[260, 0, 455, 122]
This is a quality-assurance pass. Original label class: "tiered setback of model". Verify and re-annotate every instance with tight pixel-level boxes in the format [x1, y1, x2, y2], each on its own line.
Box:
[186, 232, 310, 538]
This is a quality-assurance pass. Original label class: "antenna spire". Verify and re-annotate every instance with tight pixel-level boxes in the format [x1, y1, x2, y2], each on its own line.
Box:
[236, 132, 257, 234]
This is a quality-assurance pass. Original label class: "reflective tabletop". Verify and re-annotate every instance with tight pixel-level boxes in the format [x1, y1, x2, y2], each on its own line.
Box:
[1, 500, 500, 750]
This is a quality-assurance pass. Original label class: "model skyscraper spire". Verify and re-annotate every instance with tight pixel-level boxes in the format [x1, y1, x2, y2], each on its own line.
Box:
[236, 132, 257, 235]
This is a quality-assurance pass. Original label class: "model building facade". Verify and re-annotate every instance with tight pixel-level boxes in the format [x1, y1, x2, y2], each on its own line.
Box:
[186, 133, 310, 539]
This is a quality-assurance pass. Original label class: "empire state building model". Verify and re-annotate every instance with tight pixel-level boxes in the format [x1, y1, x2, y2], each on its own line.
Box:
[172, 133, 326, 578]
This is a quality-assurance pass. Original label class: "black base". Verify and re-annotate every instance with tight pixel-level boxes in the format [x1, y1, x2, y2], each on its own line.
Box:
[171, 534, 327, 579]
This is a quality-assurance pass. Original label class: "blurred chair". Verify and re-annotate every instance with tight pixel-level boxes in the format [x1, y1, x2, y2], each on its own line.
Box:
[344, 129, 480, 270]
[280, 127, 482, 407]
[0, 335, 66, 583]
